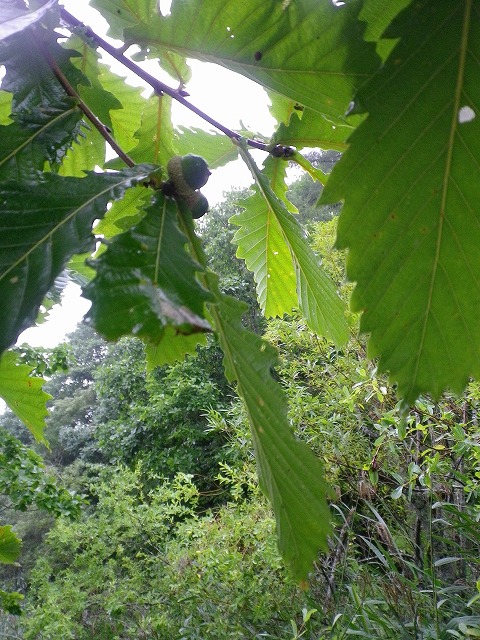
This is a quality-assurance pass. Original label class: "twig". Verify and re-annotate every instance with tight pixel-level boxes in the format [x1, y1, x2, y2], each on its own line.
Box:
[37, 37, 135, 167]
[59, 8, 293, 157]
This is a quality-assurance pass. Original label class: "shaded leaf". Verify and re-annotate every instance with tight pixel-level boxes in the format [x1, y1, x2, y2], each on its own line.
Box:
[177, 209, 332, 582]
[0, 166, 154, 355]
[0, 351, 51, 444]
[323, 0, 480, 402]
[0, 0, 57, 42]
[0, 109, 82, 181]
[84, 192, 212, 343]
[0, 30, 88, 179]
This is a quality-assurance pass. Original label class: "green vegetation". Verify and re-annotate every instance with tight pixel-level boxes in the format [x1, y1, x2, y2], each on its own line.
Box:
[1, 1, 480, 637]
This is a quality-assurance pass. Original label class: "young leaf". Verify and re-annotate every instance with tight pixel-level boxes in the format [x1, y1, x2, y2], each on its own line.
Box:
[323, 0, 480, 402]
[84, 192, 213, 343]
[0, 351, 51, 444]
[0, 166, 155, 355]
[237, 148, 348, 346]
[129, 0, 380, 122]
[231, 170, 298, 319]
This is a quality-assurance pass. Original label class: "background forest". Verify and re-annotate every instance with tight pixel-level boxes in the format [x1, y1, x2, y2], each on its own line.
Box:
[2, 169, 480, 638]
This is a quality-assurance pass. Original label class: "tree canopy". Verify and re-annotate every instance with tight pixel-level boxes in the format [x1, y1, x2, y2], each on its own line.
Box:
[0, 0, 479, 582]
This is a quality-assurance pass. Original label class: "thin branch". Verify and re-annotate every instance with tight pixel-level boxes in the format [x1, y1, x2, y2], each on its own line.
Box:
[59, 8, 293, 157]
[37, 36, 135, 168]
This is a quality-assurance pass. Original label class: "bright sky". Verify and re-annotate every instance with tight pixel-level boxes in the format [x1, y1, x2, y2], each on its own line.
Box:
[18, 1, 275, 349]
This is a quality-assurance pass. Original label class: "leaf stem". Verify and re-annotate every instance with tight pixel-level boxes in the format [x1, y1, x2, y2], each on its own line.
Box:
[59, 8, 292, 156]
[37, 37, 135, 168]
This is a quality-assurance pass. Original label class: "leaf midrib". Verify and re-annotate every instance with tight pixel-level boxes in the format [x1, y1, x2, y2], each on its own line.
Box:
[412, 0, 473, 391]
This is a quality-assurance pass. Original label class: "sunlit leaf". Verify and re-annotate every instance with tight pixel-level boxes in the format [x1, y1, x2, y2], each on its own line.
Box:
[0, 351, 51, 444]
[238, 148, 348, 346]
[0, 526, 21, 565]
[145, 329, 207, 369]
[174, 126, 239, 169]
[129, 0, 379, 122]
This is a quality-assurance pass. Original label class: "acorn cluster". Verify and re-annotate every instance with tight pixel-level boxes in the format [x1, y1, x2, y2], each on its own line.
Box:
[165, 154, 211, 218]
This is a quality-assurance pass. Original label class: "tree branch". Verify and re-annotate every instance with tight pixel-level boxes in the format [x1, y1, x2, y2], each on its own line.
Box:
[37, 37, 135, 168]
[59, 8, 292, 157]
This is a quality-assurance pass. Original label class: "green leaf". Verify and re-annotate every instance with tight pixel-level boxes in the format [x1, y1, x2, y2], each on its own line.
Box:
[0, 589, 23, 615]
[0, 166, 154, 355]
[129, 0, 379, 121]
[0, 89, 13, 123]
[360, 0, 413, 46]
[231, 166, 298, 319]
[174, 126, 239, 169]
[0, 351, 51, 444]
[89, 0, 156, 40]
[177, 210, 332, 582]
[145, 329, 207, 369]
[0, 29, 84, 123]
[324, 0, 480, 402]
[0, 110, 82, 181]
[66, 254, 96, 286]
[0, 30, 87, 179]
[64, 35, 123, 129]
[271, 107, 352, 152]
[267, 91, 300, 126]
[97, 63, 146, 153]
[94, 185, 152, 239]
[207, 275, 332, 582]
[0, 526, 21, 565]
[84, 192, 213, 343]
[107, 94, 177, 170]
[237, 148, 348, 346]
[0, 0, 57, 42]
[391, 486, 403, 500]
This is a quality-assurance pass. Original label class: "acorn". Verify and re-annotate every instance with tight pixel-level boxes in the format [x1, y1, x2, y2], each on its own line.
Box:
[167, 154, 211, 193]
[183, 190, 209, 219]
